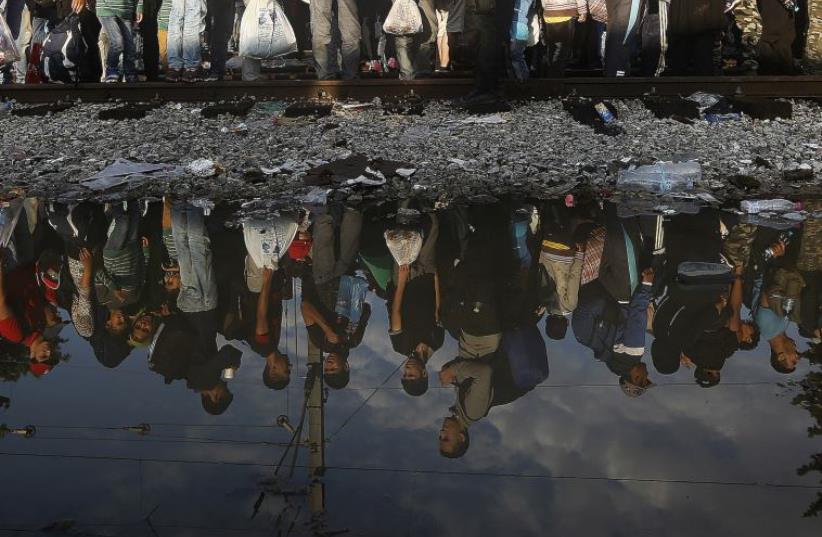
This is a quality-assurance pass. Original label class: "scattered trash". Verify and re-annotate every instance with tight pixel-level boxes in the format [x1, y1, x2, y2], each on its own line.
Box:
[594, 102, 615, 123]
[0, 101, 12, 116]
[303, 154, 412, 187]
[201, 99, 255, 118]
[220, 123, 249, 135]
[81, 159, 180, 191]
[256, 101, 286, 116]
[705, 112, 742, 123]
[338, 102, 375, 111]
[564, 98, 623, 136]
[301, 187, 329, 206]
[617, 161, 701, 194]
[383, 93, 425, 115]
[740, 199, 803, 214]
[395, 168, 417, 178]
[186, 158, 222, 178]
[686, 92, 722, 110]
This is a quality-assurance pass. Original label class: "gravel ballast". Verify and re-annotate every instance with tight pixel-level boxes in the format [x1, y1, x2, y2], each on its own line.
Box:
[1, 98, 820, 203]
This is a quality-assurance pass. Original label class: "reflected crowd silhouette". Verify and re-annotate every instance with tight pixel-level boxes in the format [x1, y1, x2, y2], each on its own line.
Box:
[0, 195, 819, 461]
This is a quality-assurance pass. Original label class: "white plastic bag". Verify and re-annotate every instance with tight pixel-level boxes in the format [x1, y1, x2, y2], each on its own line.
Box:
[383, 0, 423, 36]
[239, 0, 298, 60]
[0, 12, 21, 64]
[384, 229, 422, 266]
[243, 217, 299, 271]
[526, 11, 541, 48]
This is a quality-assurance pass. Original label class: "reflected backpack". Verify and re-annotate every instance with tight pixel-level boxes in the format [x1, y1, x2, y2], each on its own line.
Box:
[41, 14, 88, 84]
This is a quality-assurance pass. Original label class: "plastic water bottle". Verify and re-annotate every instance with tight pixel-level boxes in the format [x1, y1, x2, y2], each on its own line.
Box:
[740, 199, 803, 214]
[617, 161, 701, 193]
[594, 102, 615, 123]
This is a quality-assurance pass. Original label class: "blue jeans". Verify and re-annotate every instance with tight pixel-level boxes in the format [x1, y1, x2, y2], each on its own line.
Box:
[335, 275, 369, 325]
[509, 0, 532, 81]
[167, 0, 206, 70]
[172, 203, 217, 313]
[310, 0, 361, 79]
[98, 16, 137, 78]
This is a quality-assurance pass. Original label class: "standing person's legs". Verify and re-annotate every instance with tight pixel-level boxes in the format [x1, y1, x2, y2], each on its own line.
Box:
[311, 214, 337, 286]
[117, 17, 138, 80]
[167, 0, 186, 71]
[394, 34, 416, 79]
[335, 208, 363, 277]
[413, 0, 437, 75]
[206, 0, 232, 77]
[337, 0, 362, 78]
[310, 0, 335, 78]
[13, 4, 30, 81]
[416, 214, 440, 275]
[805, 0, 822, 74]
[182, 0, 206, 71]
[604, 0, 644, 76]
[158, 28, 168, 67]
[436, 5, 449, 68]
[509, 0, 531, 81]
[758, 0, 797, 74]
[142, 4, 160, 80]
[173, 204, 217, 313]
[466, 0, 501, 94]
[733, 0, 762, 72]
[98, 16, 126, 81]
[545, 18, 575, 76]
[1, 0, 25, 82]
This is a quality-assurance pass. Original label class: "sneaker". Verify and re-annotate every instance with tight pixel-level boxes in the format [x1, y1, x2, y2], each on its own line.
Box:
[166, 69, 183, 83]
[201, 69, 221, 82]
[124, 74, 139, 84]
[369, 60, 383, 73]
[182, 68, 201, 83]
[386, 57, 399, 70]
[103, 74, 120, 83]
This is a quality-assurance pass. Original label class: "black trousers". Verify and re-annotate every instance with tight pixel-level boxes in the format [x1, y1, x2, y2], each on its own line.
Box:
[604, 0, 646, 76]
[206, 0, 235, 75]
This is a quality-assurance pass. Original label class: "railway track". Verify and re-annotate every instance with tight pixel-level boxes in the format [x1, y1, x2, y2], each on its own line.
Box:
[2, 76, 822, 103]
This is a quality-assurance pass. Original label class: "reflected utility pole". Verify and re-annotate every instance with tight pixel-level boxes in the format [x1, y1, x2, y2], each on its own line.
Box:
[306, 339, 325, 520]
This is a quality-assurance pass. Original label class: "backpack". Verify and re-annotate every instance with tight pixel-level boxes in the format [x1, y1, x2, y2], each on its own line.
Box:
[40, 14, 88, 84]
[501, 324, 549, 392]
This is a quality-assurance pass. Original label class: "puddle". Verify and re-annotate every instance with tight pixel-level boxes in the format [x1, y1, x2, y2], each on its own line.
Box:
[0, 195, 820, 536]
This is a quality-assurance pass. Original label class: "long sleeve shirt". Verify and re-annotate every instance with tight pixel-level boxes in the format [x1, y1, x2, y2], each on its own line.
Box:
[452, 359, 494, 427]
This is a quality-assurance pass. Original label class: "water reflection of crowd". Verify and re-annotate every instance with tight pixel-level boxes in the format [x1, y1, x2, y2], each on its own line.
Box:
[0, 196, 819, 456]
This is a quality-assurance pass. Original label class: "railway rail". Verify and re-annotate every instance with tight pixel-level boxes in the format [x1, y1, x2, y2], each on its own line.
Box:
[2, 76, 822, 103]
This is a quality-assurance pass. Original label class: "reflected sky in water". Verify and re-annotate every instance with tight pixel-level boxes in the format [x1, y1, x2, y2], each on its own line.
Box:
[0, 197, 820, 536]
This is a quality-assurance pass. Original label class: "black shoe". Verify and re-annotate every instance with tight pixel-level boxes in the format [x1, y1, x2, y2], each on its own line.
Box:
[166, 69, 183, 83]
